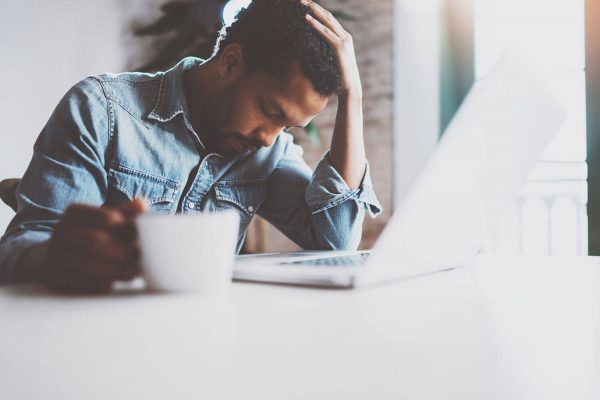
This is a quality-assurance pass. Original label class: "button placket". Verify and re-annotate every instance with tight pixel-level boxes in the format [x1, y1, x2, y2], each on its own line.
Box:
[182, 156, 214, 213]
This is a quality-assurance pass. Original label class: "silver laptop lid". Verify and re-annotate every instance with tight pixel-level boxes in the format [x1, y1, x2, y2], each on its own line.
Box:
[363, 52, 567, 282]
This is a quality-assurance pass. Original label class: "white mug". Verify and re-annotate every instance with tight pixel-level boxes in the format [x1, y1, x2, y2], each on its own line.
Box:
[136, 211, 240, 293]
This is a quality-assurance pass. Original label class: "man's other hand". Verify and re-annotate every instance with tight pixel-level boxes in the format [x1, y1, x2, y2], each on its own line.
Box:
[302, 0, 362, 97]
[38, 199, 147, 293]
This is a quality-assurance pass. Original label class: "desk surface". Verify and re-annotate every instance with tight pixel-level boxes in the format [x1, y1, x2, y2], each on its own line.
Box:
[1, 256, 599, 400]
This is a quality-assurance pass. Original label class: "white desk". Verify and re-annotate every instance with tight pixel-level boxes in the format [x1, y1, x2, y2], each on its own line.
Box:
[1, 256, 599, 400]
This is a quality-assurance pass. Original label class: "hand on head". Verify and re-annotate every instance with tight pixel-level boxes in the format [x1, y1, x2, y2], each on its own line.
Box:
[302, 0, 362, 97]
[40, 198, 148, 293]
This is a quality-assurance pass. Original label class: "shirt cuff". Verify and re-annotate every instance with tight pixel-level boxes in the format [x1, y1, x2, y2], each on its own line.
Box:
[0, 230, 50, 283]
[305, 151, 383, 218]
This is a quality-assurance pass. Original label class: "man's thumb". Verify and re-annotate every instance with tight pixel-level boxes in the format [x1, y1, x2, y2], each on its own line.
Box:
[119, 198, 148, 217]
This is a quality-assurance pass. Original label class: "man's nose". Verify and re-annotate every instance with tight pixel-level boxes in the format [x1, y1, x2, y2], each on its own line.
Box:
[253, 127, 280, 147]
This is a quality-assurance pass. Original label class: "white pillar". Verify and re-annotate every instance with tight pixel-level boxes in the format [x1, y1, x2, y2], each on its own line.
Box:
[393, 0, 443, 205]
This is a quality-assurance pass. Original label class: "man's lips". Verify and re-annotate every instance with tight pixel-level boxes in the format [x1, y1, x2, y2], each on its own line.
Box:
[231, 137, 259, 153]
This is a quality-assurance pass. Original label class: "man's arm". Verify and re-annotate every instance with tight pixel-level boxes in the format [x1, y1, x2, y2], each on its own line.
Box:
[0, 78, 145, 292]
[257, 134, 381, 250]
[255, 2, 381, 250]
[304, 0, 366, 189]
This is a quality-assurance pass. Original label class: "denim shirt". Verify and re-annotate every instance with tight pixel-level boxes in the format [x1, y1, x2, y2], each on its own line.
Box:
[0, 57, 382, 282]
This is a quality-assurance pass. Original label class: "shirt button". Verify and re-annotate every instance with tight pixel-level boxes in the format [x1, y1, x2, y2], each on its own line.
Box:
[187, 201, 195, 209]
[246, 205, 255, 213]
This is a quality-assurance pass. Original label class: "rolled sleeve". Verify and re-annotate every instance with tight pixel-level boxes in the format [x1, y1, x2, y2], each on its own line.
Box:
[0, 77, 109, 283]
[305, 151, 383, 218]
[257, 135, 383, 251]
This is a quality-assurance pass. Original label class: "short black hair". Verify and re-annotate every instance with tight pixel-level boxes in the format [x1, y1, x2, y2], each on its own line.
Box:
[213, 0, 342, 96]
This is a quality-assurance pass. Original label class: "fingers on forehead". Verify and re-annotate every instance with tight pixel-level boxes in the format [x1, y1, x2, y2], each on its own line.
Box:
[304, 0, 329, 16]
[304, 2, 345, 37]
[63, 204, 125, 228]
[306, 14, 338, 42]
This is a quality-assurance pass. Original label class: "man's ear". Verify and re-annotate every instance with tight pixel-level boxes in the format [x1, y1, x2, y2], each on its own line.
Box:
[217, 43, 245, 81]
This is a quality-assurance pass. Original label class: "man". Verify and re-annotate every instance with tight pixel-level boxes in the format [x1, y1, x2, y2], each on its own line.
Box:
[0, 0, 381, 292]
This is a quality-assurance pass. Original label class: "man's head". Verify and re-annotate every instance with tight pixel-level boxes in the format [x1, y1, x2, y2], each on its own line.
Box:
[192, 0, 341, 157]
[213, 0, 342, 96]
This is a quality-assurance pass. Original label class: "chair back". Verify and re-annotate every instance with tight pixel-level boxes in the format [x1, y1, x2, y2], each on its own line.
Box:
[0, 179, 20, 212]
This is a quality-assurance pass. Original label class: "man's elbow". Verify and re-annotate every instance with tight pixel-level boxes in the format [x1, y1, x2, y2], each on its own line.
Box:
[312, 228, 362, 251]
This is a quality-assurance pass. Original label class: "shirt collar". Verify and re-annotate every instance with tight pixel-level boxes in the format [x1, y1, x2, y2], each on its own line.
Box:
[147, 57, 205, 123]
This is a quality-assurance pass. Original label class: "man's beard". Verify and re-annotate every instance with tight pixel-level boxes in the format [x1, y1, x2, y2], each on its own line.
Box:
[202, 98, 262, 157]
[208, 131, 262, 158]
[202, 109, 243, 157]
[200, 97, 236, 156]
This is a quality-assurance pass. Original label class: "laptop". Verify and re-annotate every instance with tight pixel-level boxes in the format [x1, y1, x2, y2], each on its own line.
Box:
[233, 53, 567, 288]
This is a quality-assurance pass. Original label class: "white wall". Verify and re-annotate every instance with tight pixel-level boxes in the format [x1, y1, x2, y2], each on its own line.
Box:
[0, 0, 135, 231]
[393, 0, 442, 204]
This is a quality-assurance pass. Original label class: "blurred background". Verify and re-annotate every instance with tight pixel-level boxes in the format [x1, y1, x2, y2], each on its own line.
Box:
[0, 0, 598, 255]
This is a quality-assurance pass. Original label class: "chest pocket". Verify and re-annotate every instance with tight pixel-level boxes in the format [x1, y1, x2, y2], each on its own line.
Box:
[107, 166, 180, 213]
[214, 179, 267, 216]
[214, 180, 267, 238]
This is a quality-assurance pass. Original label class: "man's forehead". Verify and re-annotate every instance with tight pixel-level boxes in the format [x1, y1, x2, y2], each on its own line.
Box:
[257, 70, 328, 123]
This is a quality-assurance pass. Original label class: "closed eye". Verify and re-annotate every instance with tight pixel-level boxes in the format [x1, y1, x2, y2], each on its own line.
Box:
[258, 97, 280, 119]
[257, 96, 305, 130]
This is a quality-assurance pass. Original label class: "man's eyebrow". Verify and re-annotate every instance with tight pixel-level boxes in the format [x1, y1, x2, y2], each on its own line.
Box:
[268, 99, 290, 121]
[269, 99, 309, 128]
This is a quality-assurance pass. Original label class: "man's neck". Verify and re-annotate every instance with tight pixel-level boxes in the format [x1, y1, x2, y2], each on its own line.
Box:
[183, 60, 219, 145]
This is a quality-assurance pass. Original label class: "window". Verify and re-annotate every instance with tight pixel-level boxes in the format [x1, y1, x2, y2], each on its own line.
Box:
[475, 0, 587, 255]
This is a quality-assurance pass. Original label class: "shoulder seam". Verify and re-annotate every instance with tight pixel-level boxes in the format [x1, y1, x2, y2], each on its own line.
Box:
[85, 77, 115, 175]
[94, 77, 156, 128]
[107, 97, 154, 127]
[96, 77, 163, 87]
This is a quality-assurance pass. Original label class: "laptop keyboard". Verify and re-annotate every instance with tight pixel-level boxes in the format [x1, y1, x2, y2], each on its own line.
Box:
[284, 253, 370, 267]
